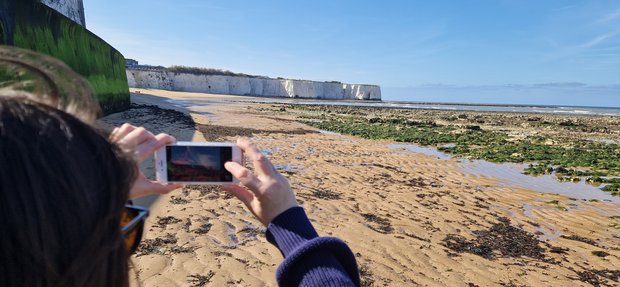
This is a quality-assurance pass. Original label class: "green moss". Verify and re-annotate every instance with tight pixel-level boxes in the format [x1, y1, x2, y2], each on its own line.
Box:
[545, 200, 560, 205]
[523, 164, 554, 175]
[601, 184, 620, 192]
[589, 177, 620, 184]
[4, 2, 129, 114]
[293, 105, 620, 191]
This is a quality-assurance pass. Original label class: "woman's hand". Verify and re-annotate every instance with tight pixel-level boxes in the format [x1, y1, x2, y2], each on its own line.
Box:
[109, 123, 182, 199]
[222, 138, 299, 226]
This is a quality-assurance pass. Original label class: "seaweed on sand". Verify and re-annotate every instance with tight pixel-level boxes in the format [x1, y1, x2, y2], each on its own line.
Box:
[188, 271, 215, 287]
[576, 269, 620, 287]
[312, 189, 342, 200]
[196, 123, 317, 141]
[499, 280, 530, 287]
[591, 250, 610, 258]
[560, 235, 601, 248]
[361, 213, 394, 234]
[153, 216, 182, 228]
[183, 184, 221, 197]
[135, 233, 177, 256]
[442, 217, 547, 260]
[359, 263, 376, 287]
[285, 104, 620, 186]
[195, 222, 213, 235]
[170, 196, 190, 205]
[122, 103, 195, 129]
[135, 233, 196, 256]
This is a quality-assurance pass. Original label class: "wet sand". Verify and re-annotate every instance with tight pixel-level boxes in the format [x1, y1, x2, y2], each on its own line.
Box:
[101, 89, 620, 287]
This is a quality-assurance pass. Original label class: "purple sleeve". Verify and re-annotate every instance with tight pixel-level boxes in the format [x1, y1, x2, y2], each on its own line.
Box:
[266, 207, 360, 287]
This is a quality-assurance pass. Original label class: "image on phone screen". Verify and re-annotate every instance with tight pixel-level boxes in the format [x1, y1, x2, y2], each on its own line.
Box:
[166, 146, 233, 182]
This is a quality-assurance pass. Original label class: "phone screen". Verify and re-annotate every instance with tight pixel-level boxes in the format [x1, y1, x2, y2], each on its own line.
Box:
[166, 146, 233, 182]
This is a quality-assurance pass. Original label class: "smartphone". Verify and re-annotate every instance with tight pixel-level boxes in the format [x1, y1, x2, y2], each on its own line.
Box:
[155, 142, 243, 185]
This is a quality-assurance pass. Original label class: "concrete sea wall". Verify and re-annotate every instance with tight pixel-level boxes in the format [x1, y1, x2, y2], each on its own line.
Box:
[126, 70, 382, 100]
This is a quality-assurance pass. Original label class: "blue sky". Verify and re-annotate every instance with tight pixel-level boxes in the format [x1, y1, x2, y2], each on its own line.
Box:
[84, 0, 620, 107]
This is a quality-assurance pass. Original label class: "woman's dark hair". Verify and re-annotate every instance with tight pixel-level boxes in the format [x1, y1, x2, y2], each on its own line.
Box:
[0, 97, 136, 286]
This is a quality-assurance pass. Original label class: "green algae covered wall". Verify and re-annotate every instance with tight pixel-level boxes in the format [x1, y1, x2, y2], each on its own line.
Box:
[0, 0, 129, 114]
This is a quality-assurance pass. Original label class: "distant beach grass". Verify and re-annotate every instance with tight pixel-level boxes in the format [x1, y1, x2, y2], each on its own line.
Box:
[282, 104, 620, 196]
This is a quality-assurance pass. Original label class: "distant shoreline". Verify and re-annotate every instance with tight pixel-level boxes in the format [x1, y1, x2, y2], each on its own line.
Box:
[382, 100, 620, 110]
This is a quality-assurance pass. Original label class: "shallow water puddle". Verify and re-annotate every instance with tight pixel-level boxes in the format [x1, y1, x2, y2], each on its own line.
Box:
[387, 143, 620, 204]
[522, 203, 563, 241]
[590, 139, 620, 144]
[460, 160, 619, 203]
[387, 144, 453, 160]
[165, 99, 210, 108]
[164, 99, 216, 119]
[318, 129, 342, 135]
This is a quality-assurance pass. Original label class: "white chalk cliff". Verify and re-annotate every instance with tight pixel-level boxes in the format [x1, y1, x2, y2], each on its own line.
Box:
[40, 0, 86, 26]
[126, 69, 382, 100]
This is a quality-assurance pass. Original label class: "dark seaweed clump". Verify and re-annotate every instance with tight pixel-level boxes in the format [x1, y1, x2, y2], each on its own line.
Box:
[188, 271, 216, 287]
[170, 196, 190, 205]
[560, 235, 601, 247]
[154, 216, 182, 228]
[135, 233, 195, 256]
[194, 222, 213, 235]
[183, 184, 221, 197]
[443, 218, 547, 260]
[359, 263, 376, 287]
[122, 103, 195, 129]
[312, 189, 342, 200]
[361, 213, 394, 234]
[499, 281, 529, 287]
[576, 269, 620, 287]
[591, 250, 610, 257]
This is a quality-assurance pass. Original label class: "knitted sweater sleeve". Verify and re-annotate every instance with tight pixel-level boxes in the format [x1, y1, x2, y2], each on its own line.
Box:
[265, 207, 360, 287]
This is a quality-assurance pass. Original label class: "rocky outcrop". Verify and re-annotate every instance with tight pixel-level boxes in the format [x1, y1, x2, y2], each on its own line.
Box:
[126, 69, 381, 100]
[40, 0, 85, 26]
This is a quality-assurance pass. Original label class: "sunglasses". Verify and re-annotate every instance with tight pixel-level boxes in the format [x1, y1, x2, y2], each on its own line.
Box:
[121, 204, 149, 254]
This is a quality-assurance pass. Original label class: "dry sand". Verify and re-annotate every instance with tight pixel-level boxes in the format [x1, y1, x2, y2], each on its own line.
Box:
[100, 89, 620, 287]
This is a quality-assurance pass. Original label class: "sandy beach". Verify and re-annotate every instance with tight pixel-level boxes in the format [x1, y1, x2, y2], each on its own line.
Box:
[100, 89, 619, 287]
